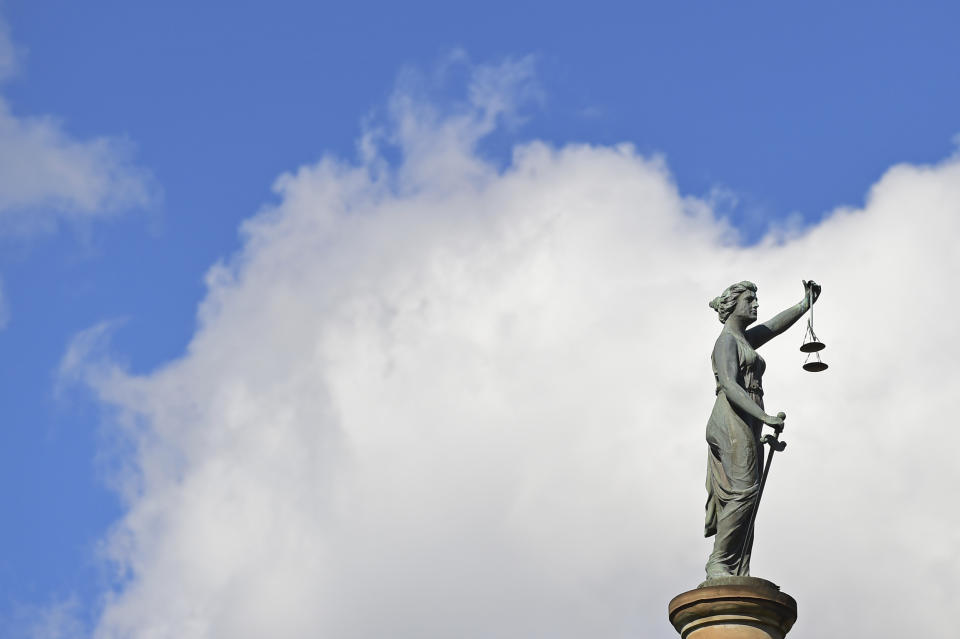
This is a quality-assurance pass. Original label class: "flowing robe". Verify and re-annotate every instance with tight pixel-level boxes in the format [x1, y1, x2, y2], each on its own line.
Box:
[704, 332, 765, 578]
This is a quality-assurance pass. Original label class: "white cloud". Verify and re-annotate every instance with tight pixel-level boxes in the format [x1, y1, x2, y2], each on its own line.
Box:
[0, 17, 152, 235]
[0, 100, 152, 230]
[70, 58, 960, 639]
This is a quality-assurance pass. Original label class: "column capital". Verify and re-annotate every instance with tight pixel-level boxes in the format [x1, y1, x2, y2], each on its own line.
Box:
[668, 578, 797, 639]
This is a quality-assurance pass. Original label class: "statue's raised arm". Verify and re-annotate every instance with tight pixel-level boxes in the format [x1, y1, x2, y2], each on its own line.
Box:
[745, 280, 821, 349]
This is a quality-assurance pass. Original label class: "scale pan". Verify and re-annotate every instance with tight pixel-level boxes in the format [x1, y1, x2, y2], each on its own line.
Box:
[800, 340, 826, 353]
[803, 361, 829, 372]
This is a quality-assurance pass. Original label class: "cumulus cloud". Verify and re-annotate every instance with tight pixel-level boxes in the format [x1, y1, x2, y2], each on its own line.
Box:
[0, 17, 152, 235]
[70, 58, 960, 639]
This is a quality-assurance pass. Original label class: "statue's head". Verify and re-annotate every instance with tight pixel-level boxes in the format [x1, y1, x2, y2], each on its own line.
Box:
[709, 281, 758, 325]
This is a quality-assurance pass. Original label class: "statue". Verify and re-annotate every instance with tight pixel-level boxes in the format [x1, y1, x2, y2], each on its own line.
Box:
[703, 279, 821, 578]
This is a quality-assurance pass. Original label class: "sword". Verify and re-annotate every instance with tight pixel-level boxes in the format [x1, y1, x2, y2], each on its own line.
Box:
[736, 411, 787, 575]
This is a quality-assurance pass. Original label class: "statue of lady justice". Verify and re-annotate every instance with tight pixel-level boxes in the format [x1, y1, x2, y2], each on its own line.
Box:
[704, 279, 821, 578]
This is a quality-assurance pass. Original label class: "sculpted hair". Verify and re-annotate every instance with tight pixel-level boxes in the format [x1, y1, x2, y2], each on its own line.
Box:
[709, 281, 757, 324]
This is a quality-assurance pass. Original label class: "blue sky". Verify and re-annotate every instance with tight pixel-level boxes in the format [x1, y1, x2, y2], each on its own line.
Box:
[1, 2, 959, 637]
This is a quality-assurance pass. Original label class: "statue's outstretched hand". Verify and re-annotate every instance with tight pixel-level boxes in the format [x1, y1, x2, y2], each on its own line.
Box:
[802, 280, 821, 306]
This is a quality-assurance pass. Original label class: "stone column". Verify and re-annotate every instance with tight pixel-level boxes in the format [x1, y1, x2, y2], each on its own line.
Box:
[668, 577, 797, 639]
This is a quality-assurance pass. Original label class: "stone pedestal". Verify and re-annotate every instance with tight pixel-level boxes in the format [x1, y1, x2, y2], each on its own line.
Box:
[668, 577, 797, 639]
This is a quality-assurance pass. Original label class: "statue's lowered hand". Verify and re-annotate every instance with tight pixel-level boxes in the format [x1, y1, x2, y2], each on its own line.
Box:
[764, 411, 786, 432]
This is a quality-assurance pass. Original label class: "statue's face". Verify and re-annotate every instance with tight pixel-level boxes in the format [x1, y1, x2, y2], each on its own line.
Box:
[734, 290, 759, 324]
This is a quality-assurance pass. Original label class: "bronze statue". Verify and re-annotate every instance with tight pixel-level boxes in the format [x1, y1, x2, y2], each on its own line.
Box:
[704, 280, 821, 578]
